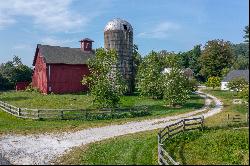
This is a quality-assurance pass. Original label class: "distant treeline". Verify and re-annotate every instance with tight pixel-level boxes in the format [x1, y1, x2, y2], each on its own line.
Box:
[0, 56, 32, 90]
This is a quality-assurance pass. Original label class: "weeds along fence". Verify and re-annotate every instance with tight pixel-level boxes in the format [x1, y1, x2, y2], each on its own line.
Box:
[0, 100, 149, 120]
[158, 116, 204, 165]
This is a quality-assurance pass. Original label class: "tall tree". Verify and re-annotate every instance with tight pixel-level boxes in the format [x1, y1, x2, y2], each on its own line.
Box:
[199, 39, 234, 80]
[231, 43, 249, 69]
[82, 48, 127, 108]
[132, 44, 142, 91]
[243, 25, 249, 43]
[0, 56, 32, 89]
[137, 51, 166, 99]
[179, 45, 203, 81]
[163, 66, 190, 107]
[12, 55, 22, 66]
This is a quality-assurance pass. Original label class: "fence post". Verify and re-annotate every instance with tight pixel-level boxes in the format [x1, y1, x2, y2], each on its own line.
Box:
[246, 113, 249, 124]
[85, 110, 88, 120]
[182, 119, 185, 132]
[227, 114, 230, 120]
[61, 110, 64, 120]
[167, 126, 170, 139]
[158, 134, 162, 165]
[201, 115, 204, 131]
[37, 109, 40, 119]
[18, 108, 21, 116]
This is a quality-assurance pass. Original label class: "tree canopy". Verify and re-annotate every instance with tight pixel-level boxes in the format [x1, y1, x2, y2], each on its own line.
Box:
[163, 66, 191, 107]
[0, 55, 33, 90]
[199, 39, 234, 80]
[227, 77, 248, 93]
[243, 25, 249, 43]
[136, 51, 166, 99]
[82, 48, 127, 108]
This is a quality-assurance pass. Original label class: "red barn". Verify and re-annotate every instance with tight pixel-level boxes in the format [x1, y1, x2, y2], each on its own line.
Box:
[32, 38, 94, 94]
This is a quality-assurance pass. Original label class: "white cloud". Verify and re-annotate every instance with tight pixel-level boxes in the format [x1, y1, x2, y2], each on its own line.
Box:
[0, 0, 89, 32]
[137, 21, 181, 39]
[40, 36, 75, 46]
[13, 44, 32, 50]
[0, 14, 16, 29]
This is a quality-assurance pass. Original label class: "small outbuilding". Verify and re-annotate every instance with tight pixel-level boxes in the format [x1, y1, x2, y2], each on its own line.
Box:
[16, 81, 30, 91]
[221, 70, 249, 90]
[32, 38, 95, 94]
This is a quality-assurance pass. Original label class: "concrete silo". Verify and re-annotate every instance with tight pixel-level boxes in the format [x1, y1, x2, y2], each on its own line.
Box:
[104, 18, 134, 94]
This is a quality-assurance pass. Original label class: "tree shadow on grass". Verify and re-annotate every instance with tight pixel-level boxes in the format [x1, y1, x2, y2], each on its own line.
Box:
[0, 96, 30, 102]
[183, 102, 204, 109]
[167, 123, 249, 164]
[165, 130, 204, 164]
[189, 95, 203, 100]
[146, 105, 167, 112]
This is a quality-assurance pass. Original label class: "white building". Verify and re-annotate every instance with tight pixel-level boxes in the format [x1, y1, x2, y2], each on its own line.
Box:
[221, 70, 249, 90]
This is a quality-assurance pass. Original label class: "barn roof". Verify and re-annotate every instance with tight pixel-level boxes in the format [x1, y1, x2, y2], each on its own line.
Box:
[222, 70, 249, 82]
[33, 44, 95, 65]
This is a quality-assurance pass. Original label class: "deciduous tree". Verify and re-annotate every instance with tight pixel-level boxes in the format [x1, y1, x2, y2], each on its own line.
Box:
[163, 67, 190, 107]
[137, 51, 166, 99]
[199, 40, 234, 80]
[0, 56, 32, 89]
[82, 48, 127, 108]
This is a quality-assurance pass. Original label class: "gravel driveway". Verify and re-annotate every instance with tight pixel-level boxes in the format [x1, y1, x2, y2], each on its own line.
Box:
[0, 154, 11, 165]
[0, 90, 223, 165]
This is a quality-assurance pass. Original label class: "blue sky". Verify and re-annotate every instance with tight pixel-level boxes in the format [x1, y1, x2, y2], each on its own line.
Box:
[0, 0, 249, 67]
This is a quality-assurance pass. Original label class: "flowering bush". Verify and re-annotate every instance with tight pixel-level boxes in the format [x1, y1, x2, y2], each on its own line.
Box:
[82, 48, 127, 108]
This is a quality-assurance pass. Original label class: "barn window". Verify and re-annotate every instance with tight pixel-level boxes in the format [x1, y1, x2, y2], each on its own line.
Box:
[123, 24, 127, 30]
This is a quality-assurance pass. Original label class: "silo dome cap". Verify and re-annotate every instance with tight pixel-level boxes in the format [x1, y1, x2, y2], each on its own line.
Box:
[104, 18, 133, 32]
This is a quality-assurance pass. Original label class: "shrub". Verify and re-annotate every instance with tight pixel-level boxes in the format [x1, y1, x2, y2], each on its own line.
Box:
[228, 77, 248, 93]
[163, 67, 191, 107]
[25, 83, 40, 93]
[186, 78, 199, 92]
[206, 76, 221, 89]
[85, 110, 151, 120]
[238, 85, 249, 101]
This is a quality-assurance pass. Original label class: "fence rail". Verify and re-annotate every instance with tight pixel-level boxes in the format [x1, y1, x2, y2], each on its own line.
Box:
[158, 115, 204, 165]
[227, 113, 249, 124]
[0, 100, 149, 120]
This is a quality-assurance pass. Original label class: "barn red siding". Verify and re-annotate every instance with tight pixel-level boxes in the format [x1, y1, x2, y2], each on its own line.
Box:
[32, 52, 48, 93]
[48, 64, 89, 94]
[16, 81, 30, 91]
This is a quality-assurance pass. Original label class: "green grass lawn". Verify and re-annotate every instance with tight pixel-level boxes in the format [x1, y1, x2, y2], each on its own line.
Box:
[0, 91, 203, 116]
[164, 128, 249, 165]
[56, 128, 249, 165]
[54, 131, 159, 165]
[202, 88, 248, 127]
[55, 88, 249, 165]
[0, 91, 204, 135]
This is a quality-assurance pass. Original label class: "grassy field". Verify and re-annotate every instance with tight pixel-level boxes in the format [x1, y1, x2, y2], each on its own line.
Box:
[0, 91, 203, 115]
[0, 91, 204, 135]
[54, 131, 159, 165]
[164, 128, 249, 165]
[202, 88, 248, 127]
[56, 88, 249, 165]
[56, 128, 249, 165]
